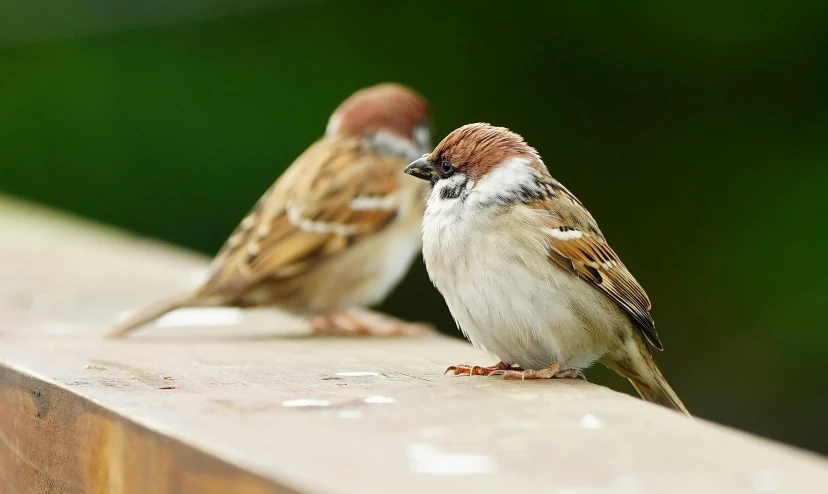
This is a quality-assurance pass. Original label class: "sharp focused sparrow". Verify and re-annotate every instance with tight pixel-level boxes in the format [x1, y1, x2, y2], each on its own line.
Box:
[109, 83, 433, 338]
[404, 123, 689, 415]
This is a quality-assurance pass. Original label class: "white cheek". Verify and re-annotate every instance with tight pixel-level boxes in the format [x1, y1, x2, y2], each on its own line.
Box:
[468, 157, 534, 206]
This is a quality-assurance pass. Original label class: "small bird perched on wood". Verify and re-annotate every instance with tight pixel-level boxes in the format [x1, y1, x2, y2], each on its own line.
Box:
[404, 123, 689, 415]
[108, 83, 433, 338]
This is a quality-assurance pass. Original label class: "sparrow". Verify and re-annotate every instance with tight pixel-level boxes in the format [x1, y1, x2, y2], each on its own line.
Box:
[404, 123, 689, 415]
[108, 83, 433, 338]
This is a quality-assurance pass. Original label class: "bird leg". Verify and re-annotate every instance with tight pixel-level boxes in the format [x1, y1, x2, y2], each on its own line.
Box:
[489, 362, 587, 381]
[310, 308, 433, 337]
[444, 361, 523, 376]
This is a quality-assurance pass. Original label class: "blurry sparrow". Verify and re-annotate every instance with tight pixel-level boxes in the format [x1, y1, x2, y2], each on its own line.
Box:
[404, 123, 688, 415]
[109, 83, 433, 338]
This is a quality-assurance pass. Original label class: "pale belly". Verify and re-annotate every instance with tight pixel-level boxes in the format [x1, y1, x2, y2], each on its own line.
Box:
[239, 199, 424, 315]
[301, 216, 423, 312]
[424, 218, 621, 370]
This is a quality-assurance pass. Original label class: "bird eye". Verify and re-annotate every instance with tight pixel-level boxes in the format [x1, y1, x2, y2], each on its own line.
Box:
[440, 161, 454, 176]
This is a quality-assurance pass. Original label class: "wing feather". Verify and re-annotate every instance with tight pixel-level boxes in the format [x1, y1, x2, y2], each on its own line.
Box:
[201, 136, 404, 297]
[529, 175, 663, 350]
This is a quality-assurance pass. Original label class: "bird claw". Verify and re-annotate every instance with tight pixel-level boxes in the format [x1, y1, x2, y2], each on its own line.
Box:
[311, 309, 434, 337]
[443, 362, 586, 381]
[443, 362, 518, 376]
[556, 368, 588, 381]
[490, 365, 587, 381]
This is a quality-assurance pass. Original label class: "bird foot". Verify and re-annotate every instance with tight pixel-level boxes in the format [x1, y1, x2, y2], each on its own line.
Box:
[310, 308, 433, 337]
[444, 362, 523, 376]
[490, 363, 587, 381]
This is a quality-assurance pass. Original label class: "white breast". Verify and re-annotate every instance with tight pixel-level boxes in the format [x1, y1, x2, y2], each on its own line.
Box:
[421, 166, 620, 370]
[352, 218, 423, 306]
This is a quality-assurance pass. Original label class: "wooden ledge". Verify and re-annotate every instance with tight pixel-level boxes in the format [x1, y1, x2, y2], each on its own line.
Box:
[1, 195, 827, 494]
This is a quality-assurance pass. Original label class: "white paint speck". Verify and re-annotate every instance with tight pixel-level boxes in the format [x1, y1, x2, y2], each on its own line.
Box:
[579, 413, 605, 429]
[406, 443, 496, 475]
[335, 371, 380, 377]
[281, 399, 331, 408]
[155, 308, 242, 327]
[363, 395, 396, 404]
[337, 409, 364, 419]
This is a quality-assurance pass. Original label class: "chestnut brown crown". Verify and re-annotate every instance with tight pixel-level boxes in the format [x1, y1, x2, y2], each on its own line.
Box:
[427, 123, 542, 180]
[327, 83, 430, 141]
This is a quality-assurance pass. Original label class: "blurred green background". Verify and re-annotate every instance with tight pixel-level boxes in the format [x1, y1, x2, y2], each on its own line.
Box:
[1, 1, 826, 454]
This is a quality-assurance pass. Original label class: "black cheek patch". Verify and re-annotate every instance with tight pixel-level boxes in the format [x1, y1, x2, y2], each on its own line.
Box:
[439, 176, 468, 200]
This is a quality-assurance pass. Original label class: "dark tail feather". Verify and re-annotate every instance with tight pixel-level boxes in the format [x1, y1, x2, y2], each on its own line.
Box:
[604, 339, 691, 416]
[107, 291, 203, 339]
[626, 365, 690, 416]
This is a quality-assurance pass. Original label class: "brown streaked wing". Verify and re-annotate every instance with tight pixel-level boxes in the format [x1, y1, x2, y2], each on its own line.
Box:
[201, 135, 403, 296]
[528, 180, 662, 350]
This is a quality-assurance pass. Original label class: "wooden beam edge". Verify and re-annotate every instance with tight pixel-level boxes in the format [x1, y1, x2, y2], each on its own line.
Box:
[0, 361, 299, 494]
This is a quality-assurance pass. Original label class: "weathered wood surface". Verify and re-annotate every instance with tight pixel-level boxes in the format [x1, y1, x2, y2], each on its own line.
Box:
[1, 195, 827, 494]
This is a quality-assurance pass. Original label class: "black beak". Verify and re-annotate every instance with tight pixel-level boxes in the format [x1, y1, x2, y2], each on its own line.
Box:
[404, 158, 436, 182]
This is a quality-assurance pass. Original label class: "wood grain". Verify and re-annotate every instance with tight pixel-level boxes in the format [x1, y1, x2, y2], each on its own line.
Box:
[1, 195, 827, 494]
[0, 365, 293, 494]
